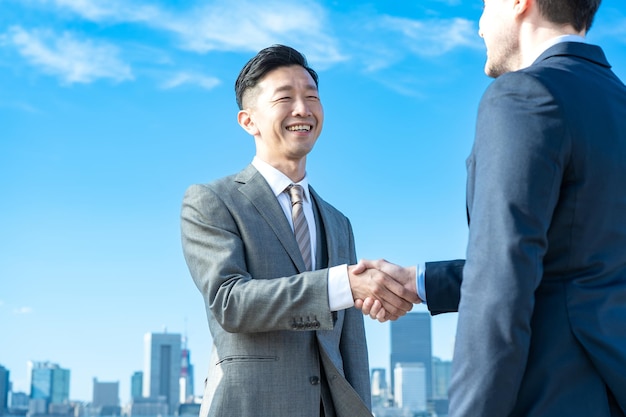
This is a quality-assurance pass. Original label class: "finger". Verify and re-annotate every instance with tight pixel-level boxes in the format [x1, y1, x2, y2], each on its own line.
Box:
[361, 297, 375, 315]
[354, 298, 364, 310]
[368, 299, 383, 320]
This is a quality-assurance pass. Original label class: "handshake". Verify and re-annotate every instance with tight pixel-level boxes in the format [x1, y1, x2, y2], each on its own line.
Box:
[348, 259, 422, 322]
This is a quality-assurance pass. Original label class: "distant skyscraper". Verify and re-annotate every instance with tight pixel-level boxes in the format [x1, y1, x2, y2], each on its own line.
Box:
[393, 362, 427, 412]
[9, 392, 29, 412]
[130, 372, 143, 400]
[370, 368, 387, 398]
[0, 365, 9, 415]
[179, 336, 194, 403]
[29, 362, 70, 407]
[390, 312, 433, 399]
[92, 378, 119, 407]
[432, 357, 452, 399]
[143, 332, 181, 414]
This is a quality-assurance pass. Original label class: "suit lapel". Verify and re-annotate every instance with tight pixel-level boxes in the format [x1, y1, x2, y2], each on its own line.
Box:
[235, 165, 307, 272]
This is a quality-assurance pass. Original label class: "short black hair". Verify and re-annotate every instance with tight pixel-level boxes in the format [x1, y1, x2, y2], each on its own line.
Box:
[536, 0, 602, 32]
[234, 44, 319, 110]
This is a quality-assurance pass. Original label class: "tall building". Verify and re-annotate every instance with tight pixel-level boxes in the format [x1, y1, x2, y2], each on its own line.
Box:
[143, 332, 181, 414]
[390, 312, 433, 399]
[92, 378, 119, 407]
[29, 362, 70, 409]
[179, 337, 194, 403]
[432, 357, 452, 399]
[0, 365, 9, 415]
[370, 368, 387, 398]
[130, 372, 143, 400]
[393, 362, 427, 412]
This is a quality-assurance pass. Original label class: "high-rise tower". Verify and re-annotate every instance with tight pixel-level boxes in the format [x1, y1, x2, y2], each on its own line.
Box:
[390, 312, 433, 399]
[143, 332, 181, 414]
[28, 361, 70, 413]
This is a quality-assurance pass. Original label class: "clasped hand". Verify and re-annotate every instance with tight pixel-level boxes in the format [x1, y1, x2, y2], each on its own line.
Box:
[348, 259, 421, 322]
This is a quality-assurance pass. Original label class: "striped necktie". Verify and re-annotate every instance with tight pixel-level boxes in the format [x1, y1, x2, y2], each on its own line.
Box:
[287, 184, 312, 271]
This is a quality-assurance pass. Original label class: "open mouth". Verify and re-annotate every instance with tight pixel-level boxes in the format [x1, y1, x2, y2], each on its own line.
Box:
[286, 124, 312, 132]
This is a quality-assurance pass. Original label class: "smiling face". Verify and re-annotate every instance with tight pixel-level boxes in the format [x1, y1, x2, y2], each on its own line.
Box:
[238, 65, 323, 177]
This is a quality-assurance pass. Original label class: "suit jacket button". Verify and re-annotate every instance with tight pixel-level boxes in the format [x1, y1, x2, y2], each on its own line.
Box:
[309, 376, 320, 385]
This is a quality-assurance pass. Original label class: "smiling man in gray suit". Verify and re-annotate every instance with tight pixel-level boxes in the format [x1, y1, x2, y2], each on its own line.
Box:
[181, 45, 418, 417]
[356, 0, 626, 416]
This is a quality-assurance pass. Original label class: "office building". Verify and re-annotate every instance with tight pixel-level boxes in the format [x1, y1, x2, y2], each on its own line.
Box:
[143, 332, 181, 414]
[432, 357, 452, 399]
[92, 379, 119, 407]
[91, 378, 120, 415]
[130, 372, 143, 400]
[370, 368, 387, 398]
[0, 365, 8, 415]
[390, 312, 432, 399]
[29, 362, 70, 409]
[393, 362, 427, 412]
[9, 391, 29, 414]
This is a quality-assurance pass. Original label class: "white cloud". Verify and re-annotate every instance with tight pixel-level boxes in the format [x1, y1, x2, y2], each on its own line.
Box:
[5, 26, 133, 84]
[160, 72, 221, 90]
[38, 0, 347, 68]
[379, 16, 482, 57]
[13, 306, 33, 315]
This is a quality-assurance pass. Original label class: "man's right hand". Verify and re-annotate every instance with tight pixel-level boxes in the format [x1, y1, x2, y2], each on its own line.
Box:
[348, 259, 420, 321]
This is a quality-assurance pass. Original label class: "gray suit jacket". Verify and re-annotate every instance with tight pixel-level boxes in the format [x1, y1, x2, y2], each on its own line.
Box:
[181, 164, 372, 417]
[440, 42, 626, 417]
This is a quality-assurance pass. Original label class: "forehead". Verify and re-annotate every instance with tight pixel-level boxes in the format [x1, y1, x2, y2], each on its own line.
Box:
[257, 65, 318, 94]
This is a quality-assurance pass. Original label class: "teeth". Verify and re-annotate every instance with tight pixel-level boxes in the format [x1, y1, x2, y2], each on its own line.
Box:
[287, 125, 311, 131]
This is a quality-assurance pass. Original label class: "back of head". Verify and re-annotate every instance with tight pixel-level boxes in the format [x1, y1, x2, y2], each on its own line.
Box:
[535, 0, 602, 32]
[235, 44, 319, 110]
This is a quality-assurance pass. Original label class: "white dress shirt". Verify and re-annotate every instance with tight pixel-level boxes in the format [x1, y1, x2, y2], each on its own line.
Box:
[252, 157, 354, 311]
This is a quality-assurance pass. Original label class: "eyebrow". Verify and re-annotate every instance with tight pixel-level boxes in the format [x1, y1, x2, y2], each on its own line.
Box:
[272, 83, 318, 94]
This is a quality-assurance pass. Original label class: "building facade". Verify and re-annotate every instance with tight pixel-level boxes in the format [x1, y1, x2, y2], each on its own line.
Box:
[390, 312, 433, 399]
[143, 332, 181, 414]
[130, 372, 143, 401]
[393, 362, 427, 413]
[29, 362, 70, 412]
[0, 365, 9, 415]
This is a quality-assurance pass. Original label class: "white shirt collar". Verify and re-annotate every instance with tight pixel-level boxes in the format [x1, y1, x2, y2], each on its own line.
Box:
[526, 34, 586, 68]
[252, 156, 310, 201]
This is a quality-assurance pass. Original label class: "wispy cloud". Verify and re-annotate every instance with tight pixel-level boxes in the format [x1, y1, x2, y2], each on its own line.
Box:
[160, 72, 221, 90]
[13, 306, 33, 315]
[37, 0, 347, 68]
[379, 16, 481, 57]
[4, 26, 133, 84]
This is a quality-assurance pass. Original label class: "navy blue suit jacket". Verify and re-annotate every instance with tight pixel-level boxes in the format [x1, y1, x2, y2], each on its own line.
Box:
[426, 42, 626, 417]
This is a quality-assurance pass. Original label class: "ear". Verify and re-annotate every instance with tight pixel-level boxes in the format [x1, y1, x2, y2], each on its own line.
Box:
[237, 109, 259, 136]
[513, 0, 530, 16]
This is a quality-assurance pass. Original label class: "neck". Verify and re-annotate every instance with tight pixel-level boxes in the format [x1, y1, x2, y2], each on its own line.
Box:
[519, 20, 585, 68]
[256, 155, 307, 183]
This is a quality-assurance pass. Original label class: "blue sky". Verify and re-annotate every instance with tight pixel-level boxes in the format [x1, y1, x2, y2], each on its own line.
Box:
[1, 0, 625, 404]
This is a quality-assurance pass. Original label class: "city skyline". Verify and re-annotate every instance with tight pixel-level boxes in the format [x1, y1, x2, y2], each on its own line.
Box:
[2, 315, 450, 407]
[2, 0, 625, 405]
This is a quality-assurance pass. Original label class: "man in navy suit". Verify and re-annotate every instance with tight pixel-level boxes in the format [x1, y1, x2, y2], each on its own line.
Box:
[356, 0, 626, 415]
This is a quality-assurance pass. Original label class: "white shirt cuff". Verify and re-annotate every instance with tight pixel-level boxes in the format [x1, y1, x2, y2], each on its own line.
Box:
[328, 264, 354, 311]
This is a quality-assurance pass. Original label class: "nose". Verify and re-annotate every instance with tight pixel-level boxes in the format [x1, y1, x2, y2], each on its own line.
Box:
[293, 98, 312, 117]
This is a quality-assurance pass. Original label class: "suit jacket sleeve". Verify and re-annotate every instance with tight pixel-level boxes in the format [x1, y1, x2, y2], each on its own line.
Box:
[448, 71, 566, 416]
[424, 259, 465, 315]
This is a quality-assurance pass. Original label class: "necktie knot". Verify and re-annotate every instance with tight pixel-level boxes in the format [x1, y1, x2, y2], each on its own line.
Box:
[287, 184, 304, 206]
